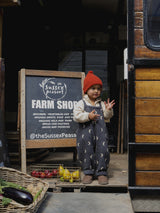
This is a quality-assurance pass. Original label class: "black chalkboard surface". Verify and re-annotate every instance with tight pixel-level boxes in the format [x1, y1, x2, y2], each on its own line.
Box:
[19, 69, 85, 172]
[26, 76, 82, 140]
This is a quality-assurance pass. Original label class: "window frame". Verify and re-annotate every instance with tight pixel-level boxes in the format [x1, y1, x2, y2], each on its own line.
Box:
[143, 0, 160, 51]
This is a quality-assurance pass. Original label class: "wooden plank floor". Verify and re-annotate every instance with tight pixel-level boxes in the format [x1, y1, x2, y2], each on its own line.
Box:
[12, 152, 128, 189]
[37, 152, 128, 189]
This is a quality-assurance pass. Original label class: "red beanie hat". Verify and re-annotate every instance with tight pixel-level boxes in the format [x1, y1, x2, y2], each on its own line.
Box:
[83, 71, 103, 93]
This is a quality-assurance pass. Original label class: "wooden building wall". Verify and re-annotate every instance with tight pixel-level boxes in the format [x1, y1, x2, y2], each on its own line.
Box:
[135, 68, 160, 186]
[128, 0, 160, 189]
[134, 0, 160, 59]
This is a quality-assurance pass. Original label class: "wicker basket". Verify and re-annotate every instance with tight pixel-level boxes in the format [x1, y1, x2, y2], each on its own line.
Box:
[0, 167, 49, 213]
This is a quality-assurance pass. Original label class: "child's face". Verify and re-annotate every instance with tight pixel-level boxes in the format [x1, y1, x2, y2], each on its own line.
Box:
[87, 84, 102, 101]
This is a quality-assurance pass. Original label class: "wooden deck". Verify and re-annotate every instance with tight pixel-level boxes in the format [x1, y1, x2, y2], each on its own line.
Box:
[30, 152, 128, 190]
[11, 151, 128, 190]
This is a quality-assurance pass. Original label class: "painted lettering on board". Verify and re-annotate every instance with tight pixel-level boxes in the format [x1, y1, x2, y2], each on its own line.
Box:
[26, 76, 82, 140]
[39, 78, 67, 100]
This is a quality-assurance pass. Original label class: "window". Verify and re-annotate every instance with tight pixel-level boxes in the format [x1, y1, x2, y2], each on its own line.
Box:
[144, 0, 160, 50]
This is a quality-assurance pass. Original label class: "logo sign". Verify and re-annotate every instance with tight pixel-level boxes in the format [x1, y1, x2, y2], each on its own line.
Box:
[39, 78, 67, 100]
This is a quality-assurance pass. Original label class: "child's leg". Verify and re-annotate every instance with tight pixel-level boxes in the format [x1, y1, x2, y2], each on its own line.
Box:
[76, 129, 95, 175]
[95, 135, 110, 177]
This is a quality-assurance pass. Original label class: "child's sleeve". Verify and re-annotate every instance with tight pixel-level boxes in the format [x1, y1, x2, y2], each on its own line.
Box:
[101, 101, 114, 123]
[73, 100, 90, 123]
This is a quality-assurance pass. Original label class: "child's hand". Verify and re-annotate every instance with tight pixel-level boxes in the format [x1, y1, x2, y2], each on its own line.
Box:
[104, 98, 115, 110]
[89, 110, 100, 121]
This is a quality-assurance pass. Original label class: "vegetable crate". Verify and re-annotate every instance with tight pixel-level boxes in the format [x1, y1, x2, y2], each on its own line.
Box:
[0, 167, 49, 213]
[28, 164, 63, 179]
[58, 166, 81, 183]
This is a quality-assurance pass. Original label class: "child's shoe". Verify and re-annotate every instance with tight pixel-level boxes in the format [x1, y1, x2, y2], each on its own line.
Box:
[82, 175, 93, 184]
[98, 175, 108, 185]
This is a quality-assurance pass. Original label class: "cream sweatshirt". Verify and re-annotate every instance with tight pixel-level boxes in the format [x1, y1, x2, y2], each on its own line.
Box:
[73, 94, 114, 123]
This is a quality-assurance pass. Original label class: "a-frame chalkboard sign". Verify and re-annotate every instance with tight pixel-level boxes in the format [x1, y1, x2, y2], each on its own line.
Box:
[19, 69, 85, 173]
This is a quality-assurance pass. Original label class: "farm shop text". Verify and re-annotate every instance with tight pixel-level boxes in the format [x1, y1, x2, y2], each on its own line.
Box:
[32, 100, 78, 109]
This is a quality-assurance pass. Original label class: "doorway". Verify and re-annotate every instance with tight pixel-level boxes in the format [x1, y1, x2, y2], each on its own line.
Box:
[2, 0, 127, 163]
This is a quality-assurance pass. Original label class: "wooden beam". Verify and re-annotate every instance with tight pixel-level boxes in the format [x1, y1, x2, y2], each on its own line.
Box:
[135, 99, 160, 116]
[26, 139, 76, 149]
[134, 0, 143, 12]
[135, 68, 160, 80]
[136, 153, 160, 170]
[135, 46, 160, 59]
[134, 12, 143, 29]
[136, 134, 160, 143]
[20, 69, 26, 173]
[134, 29, 144, 46]
[135, 81, 160, 98]
[0, 0, 20, 7]
[135, 116, 160, 134]
[136, 171, 160, 186]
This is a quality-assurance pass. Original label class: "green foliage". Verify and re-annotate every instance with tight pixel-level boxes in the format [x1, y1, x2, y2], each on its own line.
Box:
[0, 178, 27, 191]
[33, 188, 43, 202]
[2, 197, 12, 206]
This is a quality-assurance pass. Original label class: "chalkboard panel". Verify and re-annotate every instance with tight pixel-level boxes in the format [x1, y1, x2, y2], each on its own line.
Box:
[25, 76, 82, 140]
[19, 69, 85, 172]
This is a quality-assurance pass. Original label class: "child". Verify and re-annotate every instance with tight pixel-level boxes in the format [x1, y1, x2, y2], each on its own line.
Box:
[73, 71, 115, 185]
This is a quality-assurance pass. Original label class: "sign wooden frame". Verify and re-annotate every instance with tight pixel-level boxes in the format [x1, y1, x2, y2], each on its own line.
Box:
[20, 69, 85, 172]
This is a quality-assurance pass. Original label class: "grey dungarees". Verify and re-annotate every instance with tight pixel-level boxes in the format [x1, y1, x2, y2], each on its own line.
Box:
[76, 100, 110, 177]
